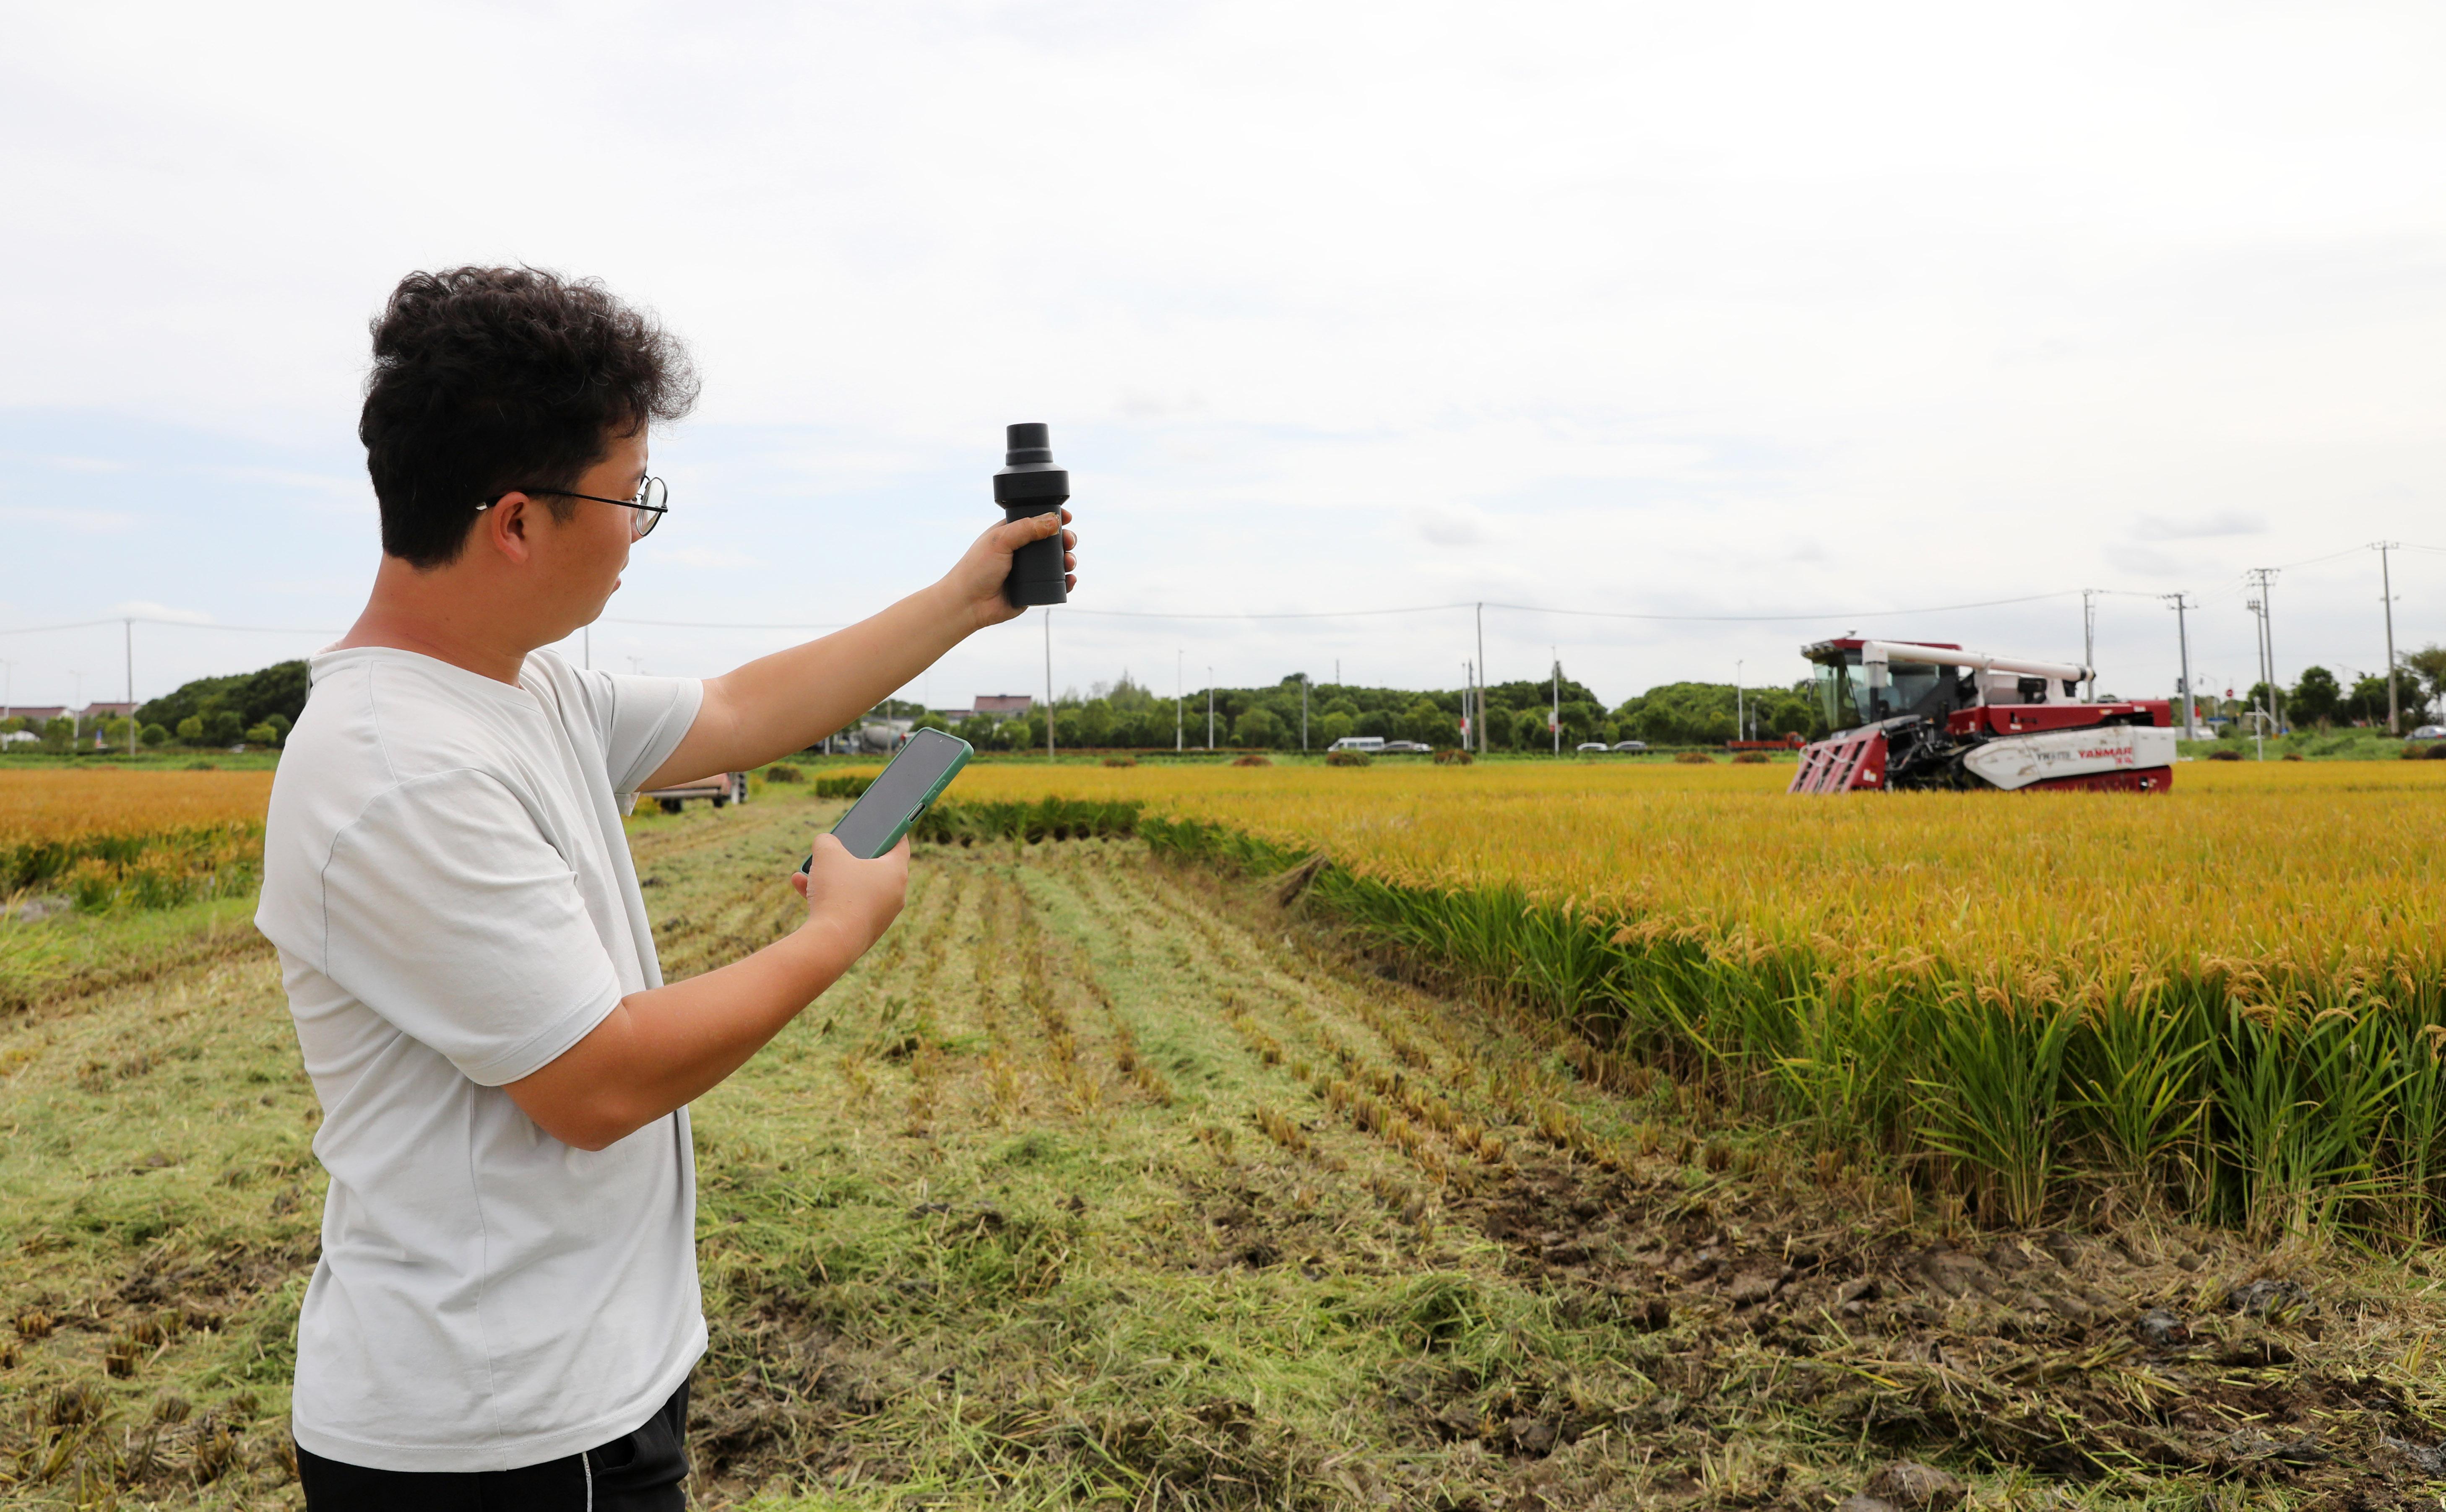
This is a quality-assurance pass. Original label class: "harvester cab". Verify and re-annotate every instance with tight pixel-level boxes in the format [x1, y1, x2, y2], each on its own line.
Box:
[1789, 638, 2176, 794]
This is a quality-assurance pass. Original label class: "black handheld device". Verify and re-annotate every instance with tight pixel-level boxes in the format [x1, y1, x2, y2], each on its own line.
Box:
[799, 729, 973, 870]
[996, 422, 1069, 608]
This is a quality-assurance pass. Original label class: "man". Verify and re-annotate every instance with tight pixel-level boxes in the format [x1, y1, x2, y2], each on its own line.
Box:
[255, 266, 1075, 1506]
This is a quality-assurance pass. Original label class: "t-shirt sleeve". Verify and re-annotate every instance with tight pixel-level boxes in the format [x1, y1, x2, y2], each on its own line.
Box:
[316, 770, 626, 1087]
[583, 669, 705, 794]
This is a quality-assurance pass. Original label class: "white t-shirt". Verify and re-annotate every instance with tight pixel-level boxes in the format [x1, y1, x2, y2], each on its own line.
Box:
[255, 644, 708, 1473]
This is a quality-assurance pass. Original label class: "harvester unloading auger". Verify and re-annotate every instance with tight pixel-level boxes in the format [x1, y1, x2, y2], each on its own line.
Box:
[1789, 638, 2176, 794]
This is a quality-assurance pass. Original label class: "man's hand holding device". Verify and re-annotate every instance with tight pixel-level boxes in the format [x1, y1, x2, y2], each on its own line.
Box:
[500, 428, 1054, 1153]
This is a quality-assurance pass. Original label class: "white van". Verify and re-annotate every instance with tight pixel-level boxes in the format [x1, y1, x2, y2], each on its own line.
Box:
[1327, 735, 1386, 753]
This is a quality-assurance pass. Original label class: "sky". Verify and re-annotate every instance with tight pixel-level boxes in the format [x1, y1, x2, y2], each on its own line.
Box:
[5, 1, 2445, 717]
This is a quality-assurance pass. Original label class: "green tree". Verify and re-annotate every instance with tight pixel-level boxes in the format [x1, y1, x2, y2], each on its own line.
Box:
[2344, 673, 2396, 726]
[1317, 711, 1354, 746]
[206, 709, 245, 746]
[2290, 666, 2341, 727]
[2400, 645, 2446, 724]
[1355, 709, 1394, 740]
[141, 723, 168, 747]
[1512, 709, 1550, 750]
[1232, 707, 1286, 748]
[175, 714, 206, 744]
[245, 723, 279, 746]
[41, 716, 74, 753]
[1398, 699, 1456, 748]
[136, 659, 310, 733]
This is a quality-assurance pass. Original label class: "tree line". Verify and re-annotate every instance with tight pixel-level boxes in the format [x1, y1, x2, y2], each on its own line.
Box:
[1, 661, 309, 752]
[909, 671, 1827, 752]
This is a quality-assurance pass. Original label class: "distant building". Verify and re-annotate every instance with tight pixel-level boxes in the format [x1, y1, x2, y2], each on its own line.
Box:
[972, 695, 1034, 720]
[78, 702, 136, 723]
[4, 705, 68, 725]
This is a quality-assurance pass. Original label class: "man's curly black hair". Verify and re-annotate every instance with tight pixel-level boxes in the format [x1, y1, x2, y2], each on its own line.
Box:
[359, 267, 698, 569]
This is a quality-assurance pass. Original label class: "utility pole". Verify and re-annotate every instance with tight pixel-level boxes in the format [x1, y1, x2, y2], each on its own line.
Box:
[2162, 593, 2197, 740]
[1462, 661, 1473, 751]
[1206, 668, 1214, 750]
[1475, 602, 1487, 755]
[1043, 609, 1054, 759]
[2247, 567, 2281, 735]
[1175, 650, 1184, 752]
[124, 618, 136, 756]
[2377, 542, 2403, 735]
[2245, 591, 2272, 759]
[1550, 649, 1560, 757]
[1736, 659, 1745, 745]
[2081, 589, 2099, 702]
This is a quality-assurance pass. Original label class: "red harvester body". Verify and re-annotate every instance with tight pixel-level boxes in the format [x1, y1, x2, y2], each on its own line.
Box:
[1789, 638, 2175, 795]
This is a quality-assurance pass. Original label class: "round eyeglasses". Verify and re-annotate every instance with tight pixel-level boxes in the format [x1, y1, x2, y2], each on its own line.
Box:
[480, 477, 669, 538]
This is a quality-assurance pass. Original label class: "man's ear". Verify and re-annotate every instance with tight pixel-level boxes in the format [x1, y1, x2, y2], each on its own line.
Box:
[478, 492, 539, 565]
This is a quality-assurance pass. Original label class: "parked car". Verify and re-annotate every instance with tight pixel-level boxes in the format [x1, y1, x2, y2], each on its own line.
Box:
[1327, 735, 1386, 753]
[1378, 740, 1431, 754]
[2411, 725, 2446, 741]
[640, 770, 749, 814]
[1576, 741, 1609, 753]
[1611, 740, 1648, 753]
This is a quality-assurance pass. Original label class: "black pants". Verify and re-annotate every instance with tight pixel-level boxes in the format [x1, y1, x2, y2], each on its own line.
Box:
[296, 1380, 688, 1510]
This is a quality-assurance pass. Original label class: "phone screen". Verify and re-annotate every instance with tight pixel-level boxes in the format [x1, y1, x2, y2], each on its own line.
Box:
[827, 729, 971, 860]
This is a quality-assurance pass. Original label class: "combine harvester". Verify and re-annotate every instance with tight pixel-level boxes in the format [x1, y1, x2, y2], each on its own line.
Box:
[1789, 637, 2175, 794]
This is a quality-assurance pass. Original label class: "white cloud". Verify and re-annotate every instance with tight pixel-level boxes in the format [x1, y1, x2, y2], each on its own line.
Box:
[1410, 505, 1488, 547]
[2134, 510, 2268, 541]
[3, 1, 2445, 704]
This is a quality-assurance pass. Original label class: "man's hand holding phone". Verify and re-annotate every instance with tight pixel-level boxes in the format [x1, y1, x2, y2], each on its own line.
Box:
[790, 832, 908, 960]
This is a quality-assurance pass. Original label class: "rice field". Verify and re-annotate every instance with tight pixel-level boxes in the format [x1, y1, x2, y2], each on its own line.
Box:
[921, 759, 2446, 1241]
[0, 769, 272, 910]
[18, 753, 2446, 1241]
[11, 783, 2443, 1509]
[936, 759, 2446, 982]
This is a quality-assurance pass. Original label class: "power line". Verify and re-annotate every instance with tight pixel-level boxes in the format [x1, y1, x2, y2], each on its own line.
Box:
[0, 616, 341, 636]
[1050, 589, 2087, 626]
[598, 616, 852, 630]
[1057, 602, 1473, 621]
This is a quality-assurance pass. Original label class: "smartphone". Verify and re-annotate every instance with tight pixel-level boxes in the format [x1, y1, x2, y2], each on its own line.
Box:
[800, 728, 973, 870]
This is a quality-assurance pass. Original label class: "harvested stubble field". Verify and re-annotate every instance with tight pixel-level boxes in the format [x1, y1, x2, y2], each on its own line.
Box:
[3, 770, 2446, 1508]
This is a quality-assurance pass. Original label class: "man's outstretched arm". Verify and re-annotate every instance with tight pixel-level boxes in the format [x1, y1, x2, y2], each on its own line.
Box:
[503, 835, 906, 1150]
[640, 508, 1075, 787]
